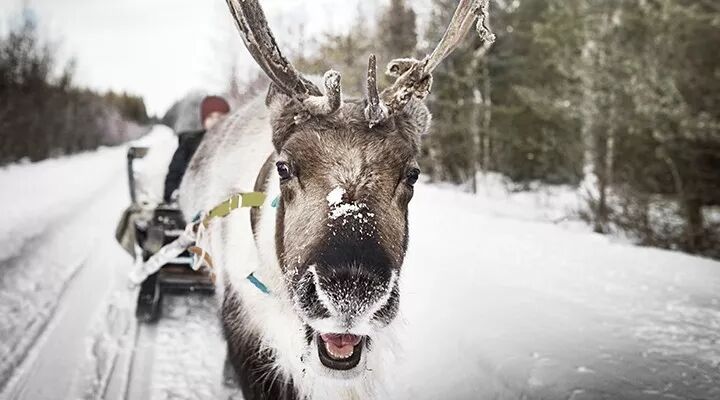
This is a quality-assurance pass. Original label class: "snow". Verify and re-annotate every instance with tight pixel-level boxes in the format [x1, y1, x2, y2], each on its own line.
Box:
[1, 125, 719, 399]
[326, 186, 345, 206]
[328, 199, 366, 221]
[0, 146, 121, 264]
[0, 126, 175, 265]
[141, 295, 239, 400]
[326, 186, 374, 226]
[0, 138, 133, 398]
[438, 172, 585, 225]
[390, 183, 720, 399]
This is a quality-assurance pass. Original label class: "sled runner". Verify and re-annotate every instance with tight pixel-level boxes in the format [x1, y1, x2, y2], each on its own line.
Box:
[116, 146, 214, 322]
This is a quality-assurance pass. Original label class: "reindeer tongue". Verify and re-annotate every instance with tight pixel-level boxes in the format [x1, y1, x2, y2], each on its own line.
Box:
[320, 333, 362, 360]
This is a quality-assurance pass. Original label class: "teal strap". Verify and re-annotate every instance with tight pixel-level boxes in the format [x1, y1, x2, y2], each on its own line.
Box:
[246, 197, 278, 295]
[247, 272, 270, 294]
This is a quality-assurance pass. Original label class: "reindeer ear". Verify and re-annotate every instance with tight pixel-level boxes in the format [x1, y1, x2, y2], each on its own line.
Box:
[392, 98, 431, 155]
[400, 98, 432, 137]
[266, 83, 299, 152]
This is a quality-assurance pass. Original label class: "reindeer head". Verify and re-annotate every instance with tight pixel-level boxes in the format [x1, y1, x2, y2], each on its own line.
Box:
[227, 0, 494, 381]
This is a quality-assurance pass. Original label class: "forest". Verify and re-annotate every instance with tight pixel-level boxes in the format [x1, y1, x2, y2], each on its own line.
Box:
[0, 8, 149, 165]
[289, 0, 720, 258]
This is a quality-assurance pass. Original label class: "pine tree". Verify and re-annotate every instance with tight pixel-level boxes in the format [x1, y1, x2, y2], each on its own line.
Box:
[376, 0, 418, 86]
[531, 0, 720, 255]
[421, 0, 480, 184]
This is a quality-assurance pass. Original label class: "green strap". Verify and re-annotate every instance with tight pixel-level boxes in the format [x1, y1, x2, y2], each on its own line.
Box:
[203, 192, 267, 225]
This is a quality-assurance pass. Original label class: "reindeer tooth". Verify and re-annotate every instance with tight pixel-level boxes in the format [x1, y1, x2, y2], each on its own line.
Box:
[324, 341, 354, 360]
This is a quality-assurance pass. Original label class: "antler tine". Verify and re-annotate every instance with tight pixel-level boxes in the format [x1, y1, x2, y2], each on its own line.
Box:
[225, 0, 321, 101]
[364, 54, 388, 128]
[423, 0, 495, 75]
[377, 0, 494, 121]
[302, 70, 343, 115]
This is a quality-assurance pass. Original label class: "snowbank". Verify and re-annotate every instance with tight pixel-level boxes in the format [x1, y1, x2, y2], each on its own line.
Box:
[389, 182, 720, 399]
[0, 146, 124, 263]
[431, 172, 584, 224]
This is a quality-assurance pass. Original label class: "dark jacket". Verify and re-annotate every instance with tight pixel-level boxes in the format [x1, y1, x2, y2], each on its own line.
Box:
[163, 129, 205, 202]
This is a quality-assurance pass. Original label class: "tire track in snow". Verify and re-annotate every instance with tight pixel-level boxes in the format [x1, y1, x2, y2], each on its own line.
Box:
[0, 209, 104, 392]
[122, 294, 243, 400]
[0, 151, 130, 399]
[122, 319, 158, 400]
[0, 254, 88, 394]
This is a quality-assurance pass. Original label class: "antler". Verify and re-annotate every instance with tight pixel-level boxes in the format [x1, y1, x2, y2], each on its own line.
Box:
[226, 0, 342, 115]
[365, 54, 388, 128]
[424, 0, 494, 75]
[365, 0, 495, 126]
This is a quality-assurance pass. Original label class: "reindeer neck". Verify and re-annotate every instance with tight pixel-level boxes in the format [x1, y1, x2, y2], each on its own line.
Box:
[250, 153, 276, 237]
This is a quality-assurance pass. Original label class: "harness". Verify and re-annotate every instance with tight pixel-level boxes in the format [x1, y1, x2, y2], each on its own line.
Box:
[128, 192, 278, 295]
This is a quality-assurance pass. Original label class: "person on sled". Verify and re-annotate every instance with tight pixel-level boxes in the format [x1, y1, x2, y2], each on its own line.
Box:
[115, 95, 231, 257]
[163, 95, 231, 203]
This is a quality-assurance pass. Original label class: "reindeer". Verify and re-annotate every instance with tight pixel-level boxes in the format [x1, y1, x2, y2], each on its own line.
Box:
[178, 1, 494, 399]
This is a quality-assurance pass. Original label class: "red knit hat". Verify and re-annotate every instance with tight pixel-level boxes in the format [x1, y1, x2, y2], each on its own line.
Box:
[200, 96, 230, 123]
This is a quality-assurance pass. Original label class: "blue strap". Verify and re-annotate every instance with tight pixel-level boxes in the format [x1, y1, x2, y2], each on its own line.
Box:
[246, 197, 278, 295]
[246, 272, 270, 294]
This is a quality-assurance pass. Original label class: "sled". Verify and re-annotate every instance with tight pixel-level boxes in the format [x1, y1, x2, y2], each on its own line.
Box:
[117, 146, 215, 323]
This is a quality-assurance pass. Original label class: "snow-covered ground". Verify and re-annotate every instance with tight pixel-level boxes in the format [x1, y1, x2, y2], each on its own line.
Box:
[0, 125, 719, 400]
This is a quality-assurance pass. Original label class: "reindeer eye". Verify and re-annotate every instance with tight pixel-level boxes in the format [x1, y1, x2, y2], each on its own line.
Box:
[276, 161, 292, 181]
[406, 168, 420, 186]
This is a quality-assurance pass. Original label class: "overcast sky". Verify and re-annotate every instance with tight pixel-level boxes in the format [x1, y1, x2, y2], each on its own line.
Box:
[1, 0, 387, 115]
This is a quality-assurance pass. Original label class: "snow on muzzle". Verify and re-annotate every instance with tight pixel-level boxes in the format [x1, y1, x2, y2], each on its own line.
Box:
[296, 265, 399, 331]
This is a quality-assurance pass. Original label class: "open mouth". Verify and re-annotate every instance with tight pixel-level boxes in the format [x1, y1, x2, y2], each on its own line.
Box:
[316, 333, 365, 370]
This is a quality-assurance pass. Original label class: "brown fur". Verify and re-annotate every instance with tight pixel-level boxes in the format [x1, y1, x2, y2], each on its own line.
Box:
[266, 91, 429, 284]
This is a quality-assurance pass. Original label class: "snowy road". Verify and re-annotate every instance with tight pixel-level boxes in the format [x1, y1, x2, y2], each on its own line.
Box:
[1, 125, 719, 399]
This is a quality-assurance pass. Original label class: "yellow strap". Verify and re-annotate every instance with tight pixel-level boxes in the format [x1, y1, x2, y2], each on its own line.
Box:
[184, 192, 268, 284]
[203, 192, 267, 226]
[240, 192, 268, 207]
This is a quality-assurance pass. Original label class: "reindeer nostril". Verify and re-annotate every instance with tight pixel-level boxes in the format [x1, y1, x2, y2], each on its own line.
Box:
[296, 270, 331, 320]
[372, 282, 400, 325]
